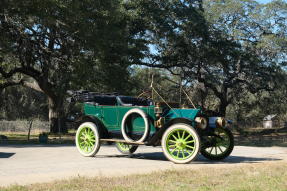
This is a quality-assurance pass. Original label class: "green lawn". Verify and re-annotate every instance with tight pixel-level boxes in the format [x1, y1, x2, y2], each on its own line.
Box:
[2, 162, 287, 191]
[0, 131, 76, 144]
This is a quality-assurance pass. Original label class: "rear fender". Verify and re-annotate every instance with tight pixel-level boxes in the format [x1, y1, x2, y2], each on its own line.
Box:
[76, 115, 109, 138]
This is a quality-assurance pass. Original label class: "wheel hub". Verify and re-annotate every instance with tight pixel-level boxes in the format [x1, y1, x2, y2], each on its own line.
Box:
[176, 139, 186, 150]
[83, 136, 88, 142]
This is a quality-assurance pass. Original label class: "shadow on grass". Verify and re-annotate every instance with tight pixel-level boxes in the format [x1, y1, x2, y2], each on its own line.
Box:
[0, 152, 15, 158]
[96, 152, 282, 164]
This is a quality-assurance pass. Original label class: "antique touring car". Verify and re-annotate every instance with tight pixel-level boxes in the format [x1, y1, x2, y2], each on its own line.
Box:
[70, 91, 234, 164]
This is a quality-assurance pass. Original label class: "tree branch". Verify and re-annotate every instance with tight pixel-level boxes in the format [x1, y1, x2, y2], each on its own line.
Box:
[21, 80, 44, 93]
[0, 66, 41, 79]
[0, 80, 22, 94]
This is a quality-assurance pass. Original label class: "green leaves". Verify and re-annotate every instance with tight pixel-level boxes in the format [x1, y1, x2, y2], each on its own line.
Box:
[129, 0, 287, 116]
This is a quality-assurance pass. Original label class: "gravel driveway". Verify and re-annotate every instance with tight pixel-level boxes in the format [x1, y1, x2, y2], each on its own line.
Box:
[0, 145, 286, 186]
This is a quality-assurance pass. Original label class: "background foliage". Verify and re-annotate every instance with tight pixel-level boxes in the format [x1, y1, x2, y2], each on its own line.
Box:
[0, 0, 286, 131]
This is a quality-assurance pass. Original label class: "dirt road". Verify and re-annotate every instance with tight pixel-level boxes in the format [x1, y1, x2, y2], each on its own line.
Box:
[0, 145, 286, 186]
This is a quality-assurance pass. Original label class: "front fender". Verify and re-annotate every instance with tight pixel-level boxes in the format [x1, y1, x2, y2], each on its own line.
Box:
[147, 118, 195, 146]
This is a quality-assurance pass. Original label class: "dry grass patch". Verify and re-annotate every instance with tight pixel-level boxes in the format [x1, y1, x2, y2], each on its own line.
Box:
[2, 162, 287, 191]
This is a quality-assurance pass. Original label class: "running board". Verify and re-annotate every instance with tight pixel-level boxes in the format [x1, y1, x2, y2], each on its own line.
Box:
[100, 138, 145, 145]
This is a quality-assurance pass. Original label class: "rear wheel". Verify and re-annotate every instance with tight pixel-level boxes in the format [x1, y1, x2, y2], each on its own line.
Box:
[115, 142, 138, 154]
[161, 123, 200, 164]
[201, 127, 234, 160]
[75, 122, 100, 157]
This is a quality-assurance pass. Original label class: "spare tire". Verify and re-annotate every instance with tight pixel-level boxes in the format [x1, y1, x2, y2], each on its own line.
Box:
[121, 108, 150, 143]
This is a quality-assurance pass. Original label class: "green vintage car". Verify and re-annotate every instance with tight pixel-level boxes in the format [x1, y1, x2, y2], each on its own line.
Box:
[70, 91, 234, 164]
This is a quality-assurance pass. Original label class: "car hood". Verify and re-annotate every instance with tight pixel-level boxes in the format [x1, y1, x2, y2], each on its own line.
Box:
[164, 108, 201, 120]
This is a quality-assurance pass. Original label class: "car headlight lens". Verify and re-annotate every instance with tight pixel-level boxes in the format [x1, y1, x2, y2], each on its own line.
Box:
[195, 117, 207, 129]
[216, 117, 226, 127]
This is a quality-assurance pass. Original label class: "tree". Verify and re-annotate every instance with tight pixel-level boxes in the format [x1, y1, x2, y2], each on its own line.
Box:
[0, 86, 47, 120]
[204, 0, 287, 65]
[131, 0, 286, 116]
[0, 0, 146, 132]
[202, 0, 287, 115]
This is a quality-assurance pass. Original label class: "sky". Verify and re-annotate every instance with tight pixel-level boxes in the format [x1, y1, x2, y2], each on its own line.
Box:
[257, 0, 287, 3]
[257, 0, 272, 3]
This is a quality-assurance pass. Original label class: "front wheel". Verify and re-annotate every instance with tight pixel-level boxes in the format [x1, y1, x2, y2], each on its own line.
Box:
[201, 127, 234, 160]
[161, 123, 200, 164]
[75, 122, 100, 157]
[115, 142, 138, 154]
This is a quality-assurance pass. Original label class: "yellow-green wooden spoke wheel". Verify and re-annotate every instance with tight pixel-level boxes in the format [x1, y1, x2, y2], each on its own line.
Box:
[161, 123, 200, 164]
[76, 122, 100, 157]
[115, 142, 138, 154]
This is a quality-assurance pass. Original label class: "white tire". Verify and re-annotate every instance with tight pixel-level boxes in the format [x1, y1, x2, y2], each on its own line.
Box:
[161, 123, 200, 164]
[76, 122, 100, 157]
[121, 108, 149, 143]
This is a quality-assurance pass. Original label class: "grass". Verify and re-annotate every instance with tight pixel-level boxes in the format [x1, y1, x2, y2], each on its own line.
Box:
[234, 132, 287, 147]
[0, 132, 75, 144]
[235, 140, 287, 147]
[2, 162, 287, 191]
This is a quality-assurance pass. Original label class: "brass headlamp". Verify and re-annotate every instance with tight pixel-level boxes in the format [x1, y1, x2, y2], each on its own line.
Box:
[195, 117, 207, 130]
[216, 117, 226, 127]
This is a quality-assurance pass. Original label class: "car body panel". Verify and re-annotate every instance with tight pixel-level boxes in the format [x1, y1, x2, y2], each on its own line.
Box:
[84, 103, 157, 138]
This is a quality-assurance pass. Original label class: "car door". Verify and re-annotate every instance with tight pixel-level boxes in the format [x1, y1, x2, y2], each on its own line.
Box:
[102, 105, 119, 131]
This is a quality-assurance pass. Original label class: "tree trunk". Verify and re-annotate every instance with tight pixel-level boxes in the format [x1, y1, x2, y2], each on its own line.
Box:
[27, 120, 33, 141]
[198, 82, 208, 110]
[48, 97, 67, 133]
[218, 98, 228, 116]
